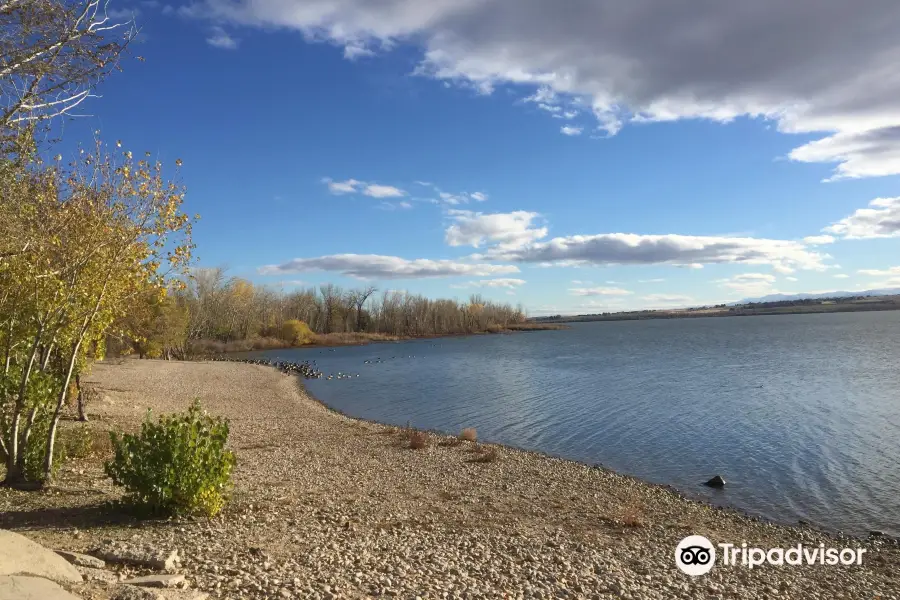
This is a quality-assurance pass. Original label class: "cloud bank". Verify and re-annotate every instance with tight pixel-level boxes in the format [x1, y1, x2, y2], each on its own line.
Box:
[183, 0, 900, 179]
[486, 233, 828, 272]
[259, 254, 520, 280]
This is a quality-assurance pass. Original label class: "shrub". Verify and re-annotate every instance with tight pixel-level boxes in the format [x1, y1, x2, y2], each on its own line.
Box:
[460, 427, 477, 442]
[105, 400, 236, 517]
[57, 425, 93, 460]
[408, 430, 428, 450]
[280, 320, 315, 346]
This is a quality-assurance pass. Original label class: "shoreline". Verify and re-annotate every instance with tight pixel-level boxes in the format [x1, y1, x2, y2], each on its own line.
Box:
[203, 324, 569, 355]
[289, 369, 876, 543]
[1, 359, 896, 599]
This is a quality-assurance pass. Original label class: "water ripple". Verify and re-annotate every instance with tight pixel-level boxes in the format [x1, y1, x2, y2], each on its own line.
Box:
[250, 311, 900, 537]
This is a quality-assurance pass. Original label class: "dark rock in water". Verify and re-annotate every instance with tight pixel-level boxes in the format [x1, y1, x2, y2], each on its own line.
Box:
[703, 475, 726, 488]
[869, 530, 886, 537]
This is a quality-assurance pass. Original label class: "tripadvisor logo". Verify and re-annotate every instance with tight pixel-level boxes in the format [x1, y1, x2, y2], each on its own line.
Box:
[675, 535, 868, 576]
[675, 535, 716, 576]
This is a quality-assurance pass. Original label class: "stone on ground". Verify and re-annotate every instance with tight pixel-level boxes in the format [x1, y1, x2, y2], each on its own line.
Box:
[77, 566, 119, 583]
[0, 575, 82, 600]
[0, 530, 82, 583]
[113, 585, 207, 600]
[121, 574, 186, 588]
[55, 550, 106, 569]
[94, 542, 180, 571]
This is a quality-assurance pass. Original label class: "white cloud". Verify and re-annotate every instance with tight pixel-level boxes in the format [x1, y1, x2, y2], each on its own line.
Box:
[569, 287, 633, 297]
[834, 273, 850, 279]
[486, 233, 828, 272]
[824, 197, 900, 239]
[344, 43, 375, 60]
[858, 266, 900, 276]
[786, 276, 799, 282]
[716, 273, 779, 296]
[641, 294, 694, 305]
[803, 235, 836, 245]
[571, 279, 593, 285]
[325, 178, 362, 194]
[445, 210, 548, 249]
[259, 254, 519, 280]
[638, 278, 666, 283]
[324, 178, 407, 199]
[206, 25, 238, 49]
[560, 125, 583, 136]
[184, 0, 900, 179]
[725, 273, 777, 283]
[450, 278, 526, 289]
[375, 200, 413, 210]
[364, 184, 406, 198]
[418, 182, 488, 205]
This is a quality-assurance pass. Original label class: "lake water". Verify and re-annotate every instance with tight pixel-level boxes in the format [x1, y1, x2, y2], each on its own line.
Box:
[245, 311, 900, 537]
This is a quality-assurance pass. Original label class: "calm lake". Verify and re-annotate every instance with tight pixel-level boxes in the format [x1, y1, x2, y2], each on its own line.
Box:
[245, 311, 900, 537]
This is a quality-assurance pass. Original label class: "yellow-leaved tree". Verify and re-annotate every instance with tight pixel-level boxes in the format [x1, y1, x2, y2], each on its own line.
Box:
[0, 137, 194, 485]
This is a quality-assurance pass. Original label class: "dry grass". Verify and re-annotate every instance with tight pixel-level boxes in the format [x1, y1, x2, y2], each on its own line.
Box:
[460, 427, 478, 442]
[469, 446, 499, 463]
[407, 430, 428, 450]
[438, 436, 463, 447]
[313, 332, 402, 346]
[620, 500, 645, 528]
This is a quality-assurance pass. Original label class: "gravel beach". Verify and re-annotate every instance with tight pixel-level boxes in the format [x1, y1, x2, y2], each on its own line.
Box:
[1, 359, 897, 599]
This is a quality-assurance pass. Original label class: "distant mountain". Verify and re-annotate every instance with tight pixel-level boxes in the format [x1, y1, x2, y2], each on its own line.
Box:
[738, 288, 900, 304]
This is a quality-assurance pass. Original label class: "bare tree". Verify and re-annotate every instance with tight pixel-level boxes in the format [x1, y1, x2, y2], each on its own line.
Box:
[1, 0, 134, 138]
[350, 285, 376, 332]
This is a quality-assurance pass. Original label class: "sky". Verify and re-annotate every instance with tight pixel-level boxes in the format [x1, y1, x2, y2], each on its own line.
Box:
[61, 0, 900, 315]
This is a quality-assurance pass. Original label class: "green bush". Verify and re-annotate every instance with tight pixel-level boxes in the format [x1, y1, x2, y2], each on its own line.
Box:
[105, 400, 236, 517]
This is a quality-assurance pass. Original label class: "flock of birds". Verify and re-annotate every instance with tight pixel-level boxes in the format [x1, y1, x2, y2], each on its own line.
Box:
[209, 356, 336, 380]
[214, 343, 445, 381]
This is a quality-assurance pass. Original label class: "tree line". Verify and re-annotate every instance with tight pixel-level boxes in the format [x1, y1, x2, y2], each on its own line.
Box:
[117, 267, 528, 357]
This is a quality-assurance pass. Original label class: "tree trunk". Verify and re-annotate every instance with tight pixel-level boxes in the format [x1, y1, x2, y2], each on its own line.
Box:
[42, 339, 82, 481]
[6, 326, 43, 478]
[75, 373, 88, 421]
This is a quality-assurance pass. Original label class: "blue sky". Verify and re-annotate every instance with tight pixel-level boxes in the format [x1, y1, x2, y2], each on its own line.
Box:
[65, 0, 900, 315]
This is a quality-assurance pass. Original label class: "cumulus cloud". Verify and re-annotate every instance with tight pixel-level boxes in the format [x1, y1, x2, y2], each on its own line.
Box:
[259, 254, 519, 280]
[569, 287, 633, 297]
[445, 210, 548, 249]
[824, 197, 900, 238]
[834, 273, 850, 279]
[486, 233, 828, 272]
[183, 0, 900, 179]
[560, 125, 583, 136]
[206, 25, 238, 49]
[469, 191, 488, 202]
[450, 278, 526, 289]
